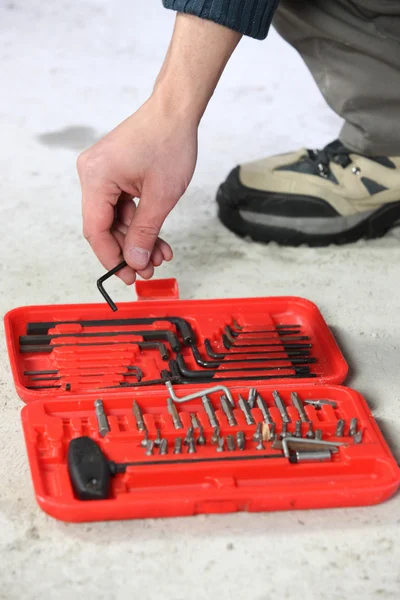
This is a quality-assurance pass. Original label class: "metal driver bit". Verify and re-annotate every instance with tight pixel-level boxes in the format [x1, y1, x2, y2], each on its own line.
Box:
[304, 399, 338, 409]
[94, 399, 110, 438]
[236, 431, 245, 450]
[173, 437, 183, 455]
[294, 420, 302, 438]
[306, 421, 314, 439]
[335, 419, 345, 437]
[272, 390, 291, 424]
[216, 437, 225, 452]
[253, 423, 263, 442]
[145, 440, 154, 456]
[256, 393, 274, 426]
[238, 394, 255, 425]
[270, 422, 277, 441]
[280, 422, 288, 439]
[290, 392, 310, 423]
[159, 439, 168, 455]
[154, 428, 162, 446]
[220, 394, 237, 427]
[191, 414, 205, 445]
[132, 399, 146, 432]
[184, 426, 194, 446]
[315, 429, 323, 441]
[349, 418, 357, 437]
[248, 388, 257, 409]
[187, 438, 196, 454]
[353, 430, 363, 444]
[256, 438, 265, 451]
[211, 426, 220, 444]
[202, 395, 219, 428]
[226, 434, 236, 452]
[140, 429, 149, 448]
[167, 397, 183, 429]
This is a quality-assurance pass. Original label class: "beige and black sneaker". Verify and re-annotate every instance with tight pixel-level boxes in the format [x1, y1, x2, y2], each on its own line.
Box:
[217, 140, 400, 246]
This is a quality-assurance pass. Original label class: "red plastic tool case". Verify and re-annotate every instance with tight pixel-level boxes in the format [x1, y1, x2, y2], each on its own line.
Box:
[4, 279, 400, 522]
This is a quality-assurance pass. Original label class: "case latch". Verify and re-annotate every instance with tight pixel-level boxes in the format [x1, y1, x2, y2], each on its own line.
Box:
[135, 278, 180, 302]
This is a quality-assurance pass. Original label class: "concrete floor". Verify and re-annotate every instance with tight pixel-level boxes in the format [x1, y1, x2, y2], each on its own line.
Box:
[1, 2, 400, 599]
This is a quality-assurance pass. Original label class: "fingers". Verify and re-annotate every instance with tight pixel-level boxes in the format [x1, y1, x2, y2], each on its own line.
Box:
[123, 187, 171, 271]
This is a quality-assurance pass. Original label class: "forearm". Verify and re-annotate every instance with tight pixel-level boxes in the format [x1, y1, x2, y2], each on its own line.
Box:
[153, 13, 241, 124]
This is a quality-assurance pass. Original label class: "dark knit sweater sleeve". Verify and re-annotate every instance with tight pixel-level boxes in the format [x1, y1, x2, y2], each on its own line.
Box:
[162, 0, 279, 40]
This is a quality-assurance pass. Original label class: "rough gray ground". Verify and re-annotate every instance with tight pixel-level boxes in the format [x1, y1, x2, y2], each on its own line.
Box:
[1, 2, 399, 599]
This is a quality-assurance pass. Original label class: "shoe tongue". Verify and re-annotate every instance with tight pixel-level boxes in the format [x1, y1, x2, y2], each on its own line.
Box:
[323, 139, 349, 154]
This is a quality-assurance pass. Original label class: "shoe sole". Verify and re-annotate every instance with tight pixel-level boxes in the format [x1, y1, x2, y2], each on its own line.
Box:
[217, 185, 400, 247]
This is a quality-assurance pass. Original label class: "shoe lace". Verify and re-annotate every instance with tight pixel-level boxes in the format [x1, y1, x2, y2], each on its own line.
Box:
[308, 141, 353, 179]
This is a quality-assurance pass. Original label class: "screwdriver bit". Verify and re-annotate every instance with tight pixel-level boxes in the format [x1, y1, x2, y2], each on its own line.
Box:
[315, 429, 323, 440]
[335, 419, 345, 437]
[184, 426, 194, 446]
[191, 414, 205, 445]
[236, 431, 245, 450]
[211, 426, 220, 444]
[220, 394, 237, 426]
[238, 394, 255, 425]
[140, 429, 149, 448]
[272, 390, 291, 424]
[202, 395, 219, 428]
[280, 422, 288, 439]
[256, 393, 274, 425]
[187, 438, 196, 454]
[306, 421, 314, 439]
[294, 420, 302, 438]
[167, 397, 183, 429]
[349, 418, 357, 437]
[173, 437, 183, 455]
[256, 438, 265, 451]
[290, 392, 310, 423]
[226, 435, 236, 452]
[94, 399, 110, 438]
[248, 388, 257, 409]
[145, 440, 154, 456]
[216, 437, 225, 452]
[253, 423, 263, 442]
[154, 428, 162, 446]
[159, 439, 168, 455]
[353, 430, 363, 444]
[132, 399, 146, 432]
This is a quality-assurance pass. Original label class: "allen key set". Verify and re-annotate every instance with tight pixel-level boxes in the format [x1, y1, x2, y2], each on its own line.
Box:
[4, 274, 399, 521]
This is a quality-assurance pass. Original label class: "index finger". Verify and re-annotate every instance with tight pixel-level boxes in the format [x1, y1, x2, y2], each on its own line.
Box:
[81, 185, 136, 285]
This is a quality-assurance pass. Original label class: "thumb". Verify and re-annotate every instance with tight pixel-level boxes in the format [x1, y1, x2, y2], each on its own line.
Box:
[123, 193, 166, 270]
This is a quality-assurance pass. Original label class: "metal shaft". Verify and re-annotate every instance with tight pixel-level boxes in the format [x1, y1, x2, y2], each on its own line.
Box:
[220, 394, 237, 426]
[236, 431, 245, 450]
[202, 396, 219, 428]
[167, 397, 183, 429]
[226, 435, 236, 452]
[238, 394, 255, 425]
[159, 439, 168, 455]
[272, 390, 291, 424]
[191, 413, 205, 445]
[94, 399, 110, 437]
[132, 399, 146, 431]
[173, 437, 183, 454]
[166, 381, 234, 406]
[248, 388, 257, 409]
[335, 419, 345, 437]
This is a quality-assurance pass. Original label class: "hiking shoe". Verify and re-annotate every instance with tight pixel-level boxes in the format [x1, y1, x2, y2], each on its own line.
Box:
[217, 140, 400, 246]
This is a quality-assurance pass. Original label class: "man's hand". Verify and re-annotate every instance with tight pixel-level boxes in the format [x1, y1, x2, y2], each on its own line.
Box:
[78, 14, 241, 283]
[78, 96, 197, 283]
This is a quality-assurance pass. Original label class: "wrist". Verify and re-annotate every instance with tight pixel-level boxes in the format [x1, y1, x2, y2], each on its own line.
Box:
[151, 75, 206, 127]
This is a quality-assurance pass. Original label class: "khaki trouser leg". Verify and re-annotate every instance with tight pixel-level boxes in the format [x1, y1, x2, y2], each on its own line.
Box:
[273, 0, 400, 155]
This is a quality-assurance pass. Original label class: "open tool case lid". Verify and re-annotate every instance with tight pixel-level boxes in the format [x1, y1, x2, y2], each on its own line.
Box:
[4, 278, 400, 522]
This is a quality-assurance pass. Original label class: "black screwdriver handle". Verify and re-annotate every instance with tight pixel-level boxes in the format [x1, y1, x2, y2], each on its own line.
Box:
[68, 436, 112, 500]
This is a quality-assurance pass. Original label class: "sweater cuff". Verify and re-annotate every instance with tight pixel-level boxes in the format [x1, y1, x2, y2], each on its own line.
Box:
[162, 0, 279, 40]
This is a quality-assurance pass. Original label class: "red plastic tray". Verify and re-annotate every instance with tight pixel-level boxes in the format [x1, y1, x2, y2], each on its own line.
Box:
[4, 278, 400, 522]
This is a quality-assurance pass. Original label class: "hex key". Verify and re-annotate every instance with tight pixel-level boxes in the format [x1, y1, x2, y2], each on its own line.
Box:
[20, 330, 180, 352]
[204, 338, 312, 359]
[175, 354, 311, 379]
[20, 341, 169, 360]
[222, 334, 310, 349]
[226, 324, 301, 337]
[189, 345, 316, 368]
[97, 260, 127, 311]
[27, 316, 196, 346]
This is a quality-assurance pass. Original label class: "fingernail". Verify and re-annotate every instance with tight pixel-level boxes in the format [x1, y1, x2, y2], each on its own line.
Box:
[129, 247, 150, 267]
